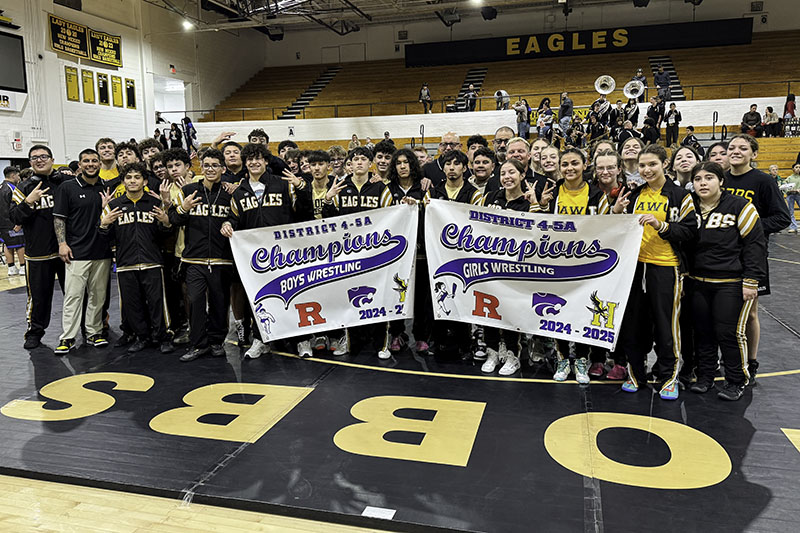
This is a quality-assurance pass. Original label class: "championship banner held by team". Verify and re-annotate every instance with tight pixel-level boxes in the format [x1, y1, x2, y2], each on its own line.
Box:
[231, 204, 418, 342]
[424, 200, 644, 350]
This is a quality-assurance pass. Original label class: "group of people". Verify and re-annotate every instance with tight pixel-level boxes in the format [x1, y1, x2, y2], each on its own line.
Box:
[1, 120, 790, 402]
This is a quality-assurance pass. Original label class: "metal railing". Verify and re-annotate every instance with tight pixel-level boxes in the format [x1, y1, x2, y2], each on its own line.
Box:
[164, 79, 799, 122]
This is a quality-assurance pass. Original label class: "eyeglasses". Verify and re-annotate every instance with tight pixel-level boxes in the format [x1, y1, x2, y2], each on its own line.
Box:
[30, 155, 51, 162]
[202, 164, 223, 170]
[440, 142, 460, 148]
[493, 138, 510, 145]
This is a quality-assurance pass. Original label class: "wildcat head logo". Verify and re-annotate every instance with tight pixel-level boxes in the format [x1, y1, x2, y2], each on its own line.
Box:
[532, 293, 567, 317]
[393, 274, 408, 303]
[348, 286, 376, 308]
[434, 281, 457, 316]
[254, 303, 276, 337]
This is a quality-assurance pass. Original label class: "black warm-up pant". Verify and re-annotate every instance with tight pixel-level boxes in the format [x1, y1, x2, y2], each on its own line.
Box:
[24, 258, 65, 340]
[118, 268, 170, 342]
[691, 280, 753, 386]
[665, 125, 679, 146]
[163, 253, 187, 329]
[618, 262, 682, 388]
[185, 263, 232, 349]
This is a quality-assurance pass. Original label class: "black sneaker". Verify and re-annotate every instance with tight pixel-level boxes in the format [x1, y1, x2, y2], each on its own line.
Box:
[55, 338, 76, 355]
[747, 360, 759, 387]
[115, 333, 136, 348]
[210, 344, 225, 357]
[173, 329, 191, 345]
[127, 339, 148, 353]
[718, 381, 745, 401]
[180, 346, 210, 362]
[690, 378, 715, 394]
[23, 336, 41, 350]
[87, 334, 109, 347]
[160, 341, 175, 354]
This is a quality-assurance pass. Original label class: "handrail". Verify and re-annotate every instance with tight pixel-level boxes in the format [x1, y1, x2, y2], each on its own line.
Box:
[161, 79, 799, 122]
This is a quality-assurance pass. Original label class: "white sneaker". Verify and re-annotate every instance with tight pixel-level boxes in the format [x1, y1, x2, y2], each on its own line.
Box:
[498, 352, 521, 376]
[378, 348, 392, 360]
[553, 359, 571, 381]
[574, 357, 590, 384]
[17, 266, 25, 276]
[7, 265, 17, 276]
[297, 340, 312, 358]
[481, 348, 501, 373]
[245, 338, 269, 359]
[312, 335, 329, 351]
[331, 333, 348, 356]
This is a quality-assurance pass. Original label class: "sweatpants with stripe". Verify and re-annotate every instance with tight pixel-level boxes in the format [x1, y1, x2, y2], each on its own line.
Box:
[185, 263, 232, 349]
[618, 262, 682, 387]
[24, 258, 65, 340]
[691, 280, 752, 386]
[118, 267, 170, 342]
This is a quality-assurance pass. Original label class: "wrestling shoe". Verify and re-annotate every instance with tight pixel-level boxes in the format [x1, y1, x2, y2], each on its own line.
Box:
[574, 358, 590, 384]
[553, 359, 570, 382]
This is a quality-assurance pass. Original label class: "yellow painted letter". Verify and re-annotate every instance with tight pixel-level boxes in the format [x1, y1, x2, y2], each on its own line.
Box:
[544, 413, 731, 489]
[612, 28, 628, 47]
[333, 396, 485, 467]
[592, 30, 607, 49]
[506, 37, 520, 55]
[571, 32, 585, 50]
[149, 383, 312, 443]
[548, 33, 565, 52]
[1, 372, 154, 422]
[524, 36, 540, 54]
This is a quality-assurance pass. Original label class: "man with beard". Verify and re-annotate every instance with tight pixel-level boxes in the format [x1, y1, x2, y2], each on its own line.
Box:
[491, 126, 514, 164]
[53, 148, 113, 354]
[10, 146, 71, 349]
[423, 131, 471, 186]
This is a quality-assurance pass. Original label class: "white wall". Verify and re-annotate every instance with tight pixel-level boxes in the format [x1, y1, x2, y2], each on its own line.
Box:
[263, 0, 788, 67]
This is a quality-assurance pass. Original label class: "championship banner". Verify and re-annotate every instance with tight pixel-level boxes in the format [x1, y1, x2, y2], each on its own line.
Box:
[424, 200, 643, 350]
[231, 204, 418, 342]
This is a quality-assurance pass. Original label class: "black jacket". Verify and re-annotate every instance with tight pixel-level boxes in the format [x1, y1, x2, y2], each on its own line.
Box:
[100, 194, 169, 270]
[9, 171, 70, 260]
[620, 179, 698, 272]
[0, 181, 15, 232]
[723, 168, 791, 237]
[423, 156, 472, 187]
[169, 181, 233, 265]
[688, 191, 766, 286]
[535, 179, 610, 215]
[229, 174, 310, 229]
[321, 174, 392, 217]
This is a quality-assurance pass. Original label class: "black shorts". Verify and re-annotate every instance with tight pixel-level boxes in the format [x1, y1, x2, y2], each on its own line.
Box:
[0, 228, 24, 249]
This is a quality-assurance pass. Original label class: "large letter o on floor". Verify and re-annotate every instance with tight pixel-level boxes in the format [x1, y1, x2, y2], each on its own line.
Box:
[544, 412, 731, 489]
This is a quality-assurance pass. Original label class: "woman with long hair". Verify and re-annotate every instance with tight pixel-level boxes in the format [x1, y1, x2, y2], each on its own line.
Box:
[705, 141, 730, 171]
[619, 136, 645, 188]
[670, 145, 701, 189]
[169, 123, 183, 149]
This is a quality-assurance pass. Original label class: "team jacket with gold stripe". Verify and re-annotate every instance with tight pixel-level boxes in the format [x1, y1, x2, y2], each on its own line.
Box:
[321, 173, 392, 217]
[429, 180, 483, 205]
[688, 191, 766, 289]
[100, 194, 169, 271]
[533, 179, 610, 215]
[619, 178, 698, 272]
[229, 174, 311, 229]
[169, 181, 233, 266]
[9, 171, 69, 261]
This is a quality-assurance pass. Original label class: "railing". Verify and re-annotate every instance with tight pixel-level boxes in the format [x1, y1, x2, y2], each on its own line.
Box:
[165, 79, 800, 122]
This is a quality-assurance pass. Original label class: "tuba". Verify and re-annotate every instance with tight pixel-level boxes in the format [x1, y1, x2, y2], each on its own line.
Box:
[623, 80, 645, 100]
[594, 75, 616, 95]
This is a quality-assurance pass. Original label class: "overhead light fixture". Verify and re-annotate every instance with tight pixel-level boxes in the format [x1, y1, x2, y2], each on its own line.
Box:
[471, 0, 483, 5]
[182, 19, 194, 30]
[481, 6, 497, 20]
[267, 26, 285, 41]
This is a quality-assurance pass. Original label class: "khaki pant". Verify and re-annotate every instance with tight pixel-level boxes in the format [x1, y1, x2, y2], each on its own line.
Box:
[61, 259, 111, 341]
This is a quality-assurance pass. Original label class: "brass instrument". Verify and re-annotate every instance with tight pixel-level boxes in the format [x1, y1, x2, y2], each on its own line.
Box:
[623, 80, 645, 100]
[594, 75, 616, 95]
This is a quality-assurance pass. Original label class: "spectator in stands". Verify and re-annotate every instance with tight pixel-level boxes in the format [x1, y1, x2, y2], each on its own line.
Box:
[513, 99, 531, 140]
[624, 98, 640, 127]
[619, 136, 645, 188]
[465, 84, 479, 112]
[348, 134, 360, 150]
[641, 118, 660, 145]
[373, 141, 396, 183]
[764, 106, 780, 137]
[383, 131, 394, 145]
[784, 93, 796, 119]
[610, 116, 626, 143]
[632, 68, 648, 102]
[646, 97, 662, 129]
[681, 125, 700, 148]
[365, 137, 375, 151]
[617, 120, 642, 144]
[786, 163, 800, 233]
[537, 100, 555, 142]
[706, 141, 730, 172]
[328, 145, 347, 178]
[423, 131, 469, 186]
[586, 114, 607, 144]
[278, 140, 298, 159]
[654, 65, 671, 101]
[566, 128, 585, 149]
[495, 90, 510, 110]
[609, 100, 625, 128]
[492, 126, 515, 163]
[182, 117, 198, 153]
[412, 146, 430, 166]
[767, 165, 784, 188]
[466, 135, 489, 166]
[469, 147, 496, 195]
[169, 123, 183, 149]
[740, 104, 763, 137]
[154, 128, 169, 150]
[559, 92, 573, 133]
[419, 83, 433, 114]
[664, 102, 681, 148]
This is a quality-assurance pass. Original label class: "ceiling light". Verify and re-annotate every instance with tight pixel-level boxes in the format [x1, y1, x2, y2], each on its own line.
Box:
[182, 19, 194, 30]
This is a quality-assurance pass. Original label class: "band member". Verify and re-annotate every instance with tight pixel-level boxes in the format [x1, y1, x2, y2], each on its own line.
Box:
[479, 158, 535, 375]
[169, 149, 235, 362]
[537, 148, 609, 383]
[723, 134, 791, 383]
[10, 146, 70, 349]
[100, 162, 174, 354]
[688, 162, 766, 401]
[613, 144, 697, 400]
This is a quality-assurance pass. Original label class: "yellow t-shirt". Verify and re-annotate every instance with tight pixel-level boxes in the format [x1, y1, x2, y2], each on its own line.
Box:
[446, 184, 461, 200]
[312, 185, 327, 219]
[556, 183, 589, 215]
[99, 166, 119, 182]
[635, 185, 678, 266]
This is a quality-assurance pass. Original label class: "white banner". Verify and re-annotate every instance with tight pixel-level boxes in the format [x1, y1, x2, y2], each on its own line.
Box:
[231, 204, 418, 342]
[424, 199, 644, 350]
